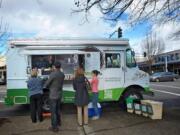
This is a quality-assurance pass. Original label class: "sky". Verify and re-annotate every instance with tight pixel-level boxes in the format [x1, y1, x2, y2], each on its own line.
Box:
[0, 0, 179, 56]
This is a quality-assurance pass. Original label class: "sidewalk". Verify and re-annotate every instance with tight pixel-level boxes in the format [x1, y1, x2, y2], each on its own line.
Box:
[0, 108, 180, 135]
[0, 114, 81, 135]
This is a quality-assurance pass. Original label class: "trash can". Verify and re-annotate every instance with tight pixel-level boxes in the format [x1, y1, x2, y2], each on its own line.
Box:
[88, 102, 102, 118]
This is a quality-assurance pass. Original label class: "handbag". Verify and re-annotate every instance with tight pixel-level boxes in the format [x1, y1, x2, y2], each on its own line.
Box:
[84, 77, 92, 91]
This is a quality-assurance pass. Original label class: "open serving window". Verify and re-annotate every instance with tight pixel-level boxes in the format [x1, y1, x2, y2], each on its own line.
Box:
[28, 50, 101, 80]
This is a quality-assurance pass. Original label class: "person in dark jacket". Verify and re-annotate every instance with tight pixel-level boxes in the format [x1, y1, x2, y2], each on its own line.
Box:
[27, 69, 43, 123]
[44, 62, 65, 132]
[73, 67, 89, 126]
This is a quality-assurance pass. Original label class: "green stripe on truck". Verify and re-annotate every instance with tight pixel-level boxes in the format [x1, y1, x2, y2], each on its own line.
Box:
[4, 87, 150, 105]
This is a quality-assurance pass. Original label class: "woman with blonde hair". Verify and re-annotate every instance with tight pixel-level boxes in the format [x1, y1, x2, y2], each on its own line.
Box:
[73, 67, 89, 126]
[27, 68, 43, 123]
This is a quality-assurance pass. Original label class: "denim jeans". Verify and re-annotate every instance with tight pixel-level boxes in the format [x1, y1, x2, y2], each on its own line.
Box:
[50, 98, 61, 128]
[92, 93, 99, 116]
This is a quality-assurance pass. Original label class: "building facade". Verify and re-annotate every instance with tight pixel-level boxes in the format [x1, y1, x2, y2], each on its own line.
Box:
[138, 49, 180, 75]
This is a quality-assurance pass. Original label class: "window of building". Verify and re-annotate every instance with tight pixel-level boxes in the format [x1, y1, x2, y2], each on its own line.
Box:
[171, 54, 174, 61]
[175, 53, 179, 60]
[161, 56, 165, 62]
[158, 56, 161, 62]
[105, 53, 121, 68]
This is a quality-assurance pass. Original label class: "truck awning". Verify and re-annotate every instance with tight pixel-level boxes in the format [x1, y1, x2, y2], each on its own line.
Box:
[21, 49, 88, 55]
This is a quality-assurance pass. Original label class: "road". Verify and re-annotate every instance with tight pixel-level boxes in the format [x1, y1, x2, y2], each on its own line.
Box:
[0, 81, 180, 135]
[1, 80, 180, 114]
[149, 81, 180, 108]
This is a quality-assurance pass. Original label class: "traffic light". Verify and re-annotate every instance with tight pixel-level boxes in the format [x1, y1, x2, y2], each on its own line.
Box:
[118, 27, 122, 38]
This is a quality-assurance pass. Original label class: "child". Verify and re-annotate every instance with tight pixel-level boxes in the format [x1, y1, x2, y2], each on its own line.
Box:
[90, 70, 100, 120]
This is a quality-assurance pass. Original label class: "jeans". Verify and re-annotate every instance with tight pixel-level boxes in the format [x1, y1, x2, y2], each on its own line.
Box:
[30, 94, 43, 123]
[92, 93, 99, 117]
[50, 98, 61, 128]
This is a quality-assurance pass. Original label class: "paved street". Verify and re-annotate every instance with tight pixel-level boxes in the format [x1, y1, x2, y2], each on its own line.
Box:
[0, 81, 180, 135]
[149, 81, 180, 108]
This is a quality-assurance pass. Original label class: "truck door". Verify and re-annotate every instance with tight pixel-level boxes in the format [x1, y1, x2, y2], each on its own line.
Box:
[124, 49, 139, 85]
[102, 51, 124, 100]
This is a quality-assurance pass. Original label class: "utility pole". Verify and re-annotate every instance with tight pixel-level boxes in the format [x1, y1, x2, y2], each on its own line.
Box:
[165, 55, 168, 72]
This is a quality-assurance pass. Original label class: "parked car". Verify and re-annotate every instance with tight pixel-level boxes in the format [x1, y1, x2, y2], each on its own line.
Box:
[150, 72, 179, 82]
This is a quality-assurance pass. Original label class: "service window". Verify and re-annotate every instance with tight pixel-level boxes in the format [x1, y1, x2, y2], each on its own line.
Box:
[105, 53, 121, 68]
[126, 49, 136, 68]
[31, 55, 78, 75]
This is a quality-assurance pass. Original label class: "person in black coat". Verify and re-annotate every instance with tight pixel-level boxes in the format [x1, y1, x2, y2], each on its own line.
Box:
[73, 67, 89, 126]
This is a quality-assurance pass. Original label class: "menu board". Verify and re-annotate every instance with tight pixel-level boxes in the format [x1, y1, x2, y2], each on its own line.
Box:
[85, 52, 100, 72]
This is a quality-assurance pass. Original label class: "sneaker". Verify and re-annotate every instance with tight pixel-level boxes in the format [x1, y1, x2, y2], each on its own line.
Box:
[91, 116, 100, 120]
[78, 123, 83, 127]
[48, 127, 59, 132]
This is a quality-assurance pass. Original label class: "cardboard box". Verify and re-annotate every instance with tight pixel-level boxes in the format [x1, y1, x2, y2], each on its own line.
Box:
[141, 100, 163, 119]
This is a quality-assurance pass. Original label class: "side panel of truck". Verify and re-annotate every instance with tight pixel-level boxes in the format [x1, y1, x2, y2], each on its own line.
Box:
[5, 48, 29, 105]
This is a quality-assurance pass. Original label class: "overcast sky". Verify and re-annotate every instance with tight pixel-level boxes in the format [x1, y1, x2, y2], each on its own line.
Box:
[0, 0, 179, 55]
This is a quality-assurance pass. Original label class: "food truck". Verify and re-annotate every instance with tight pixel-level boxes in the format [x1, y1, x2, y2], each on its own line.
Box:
[4, 38, 152, 111]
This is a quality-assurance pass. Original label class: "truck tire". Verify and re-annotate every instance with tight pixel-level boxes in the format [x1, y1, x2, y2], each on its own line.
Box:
[42, 94, 50, 112]
[119, 88, 143, 110]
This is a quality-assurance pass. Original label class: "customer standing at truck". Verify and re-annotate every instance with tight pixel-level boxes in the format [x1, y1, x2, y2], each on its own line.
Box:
[27, 69, 43, 123]
[90, 70, 100, 120]
[73, 67, 89, 126]
[44, 62, 65, 132]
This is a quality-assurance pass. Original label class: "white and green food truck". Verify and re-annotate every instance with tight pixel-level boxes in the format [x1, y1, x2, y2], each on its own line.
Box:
[4, 38, 153, 110]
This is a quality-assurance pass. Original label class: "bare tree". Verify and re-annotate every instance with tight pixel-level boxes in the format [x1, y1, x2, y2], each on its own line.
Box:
[73, 0, 180, 25]
[142, 31, 165, 73]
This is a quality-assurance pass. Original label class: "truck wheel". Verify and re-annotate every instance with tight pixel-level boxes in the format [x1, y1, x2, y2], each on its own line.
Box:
[155, 78, 160, 82]
[119, 88, 143, 110]
[42, 94, 50, 112]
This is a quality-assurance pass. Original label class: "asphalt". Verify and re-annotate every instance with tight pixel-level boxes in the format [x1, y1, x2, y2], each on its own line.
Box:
[0, 108, 180, 135]
[0, 80, 180, 135]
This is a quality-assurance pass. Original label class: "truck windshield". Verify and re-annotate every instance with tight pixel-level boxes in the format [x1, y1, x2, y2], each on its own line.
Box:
[126, 49, 136, 68]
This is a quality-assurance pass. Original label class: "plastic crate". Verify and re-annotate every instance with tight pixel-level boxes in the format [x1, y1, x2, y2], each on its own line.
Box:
[133, 99, 141, 115]
[126, 97, 135, 113]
